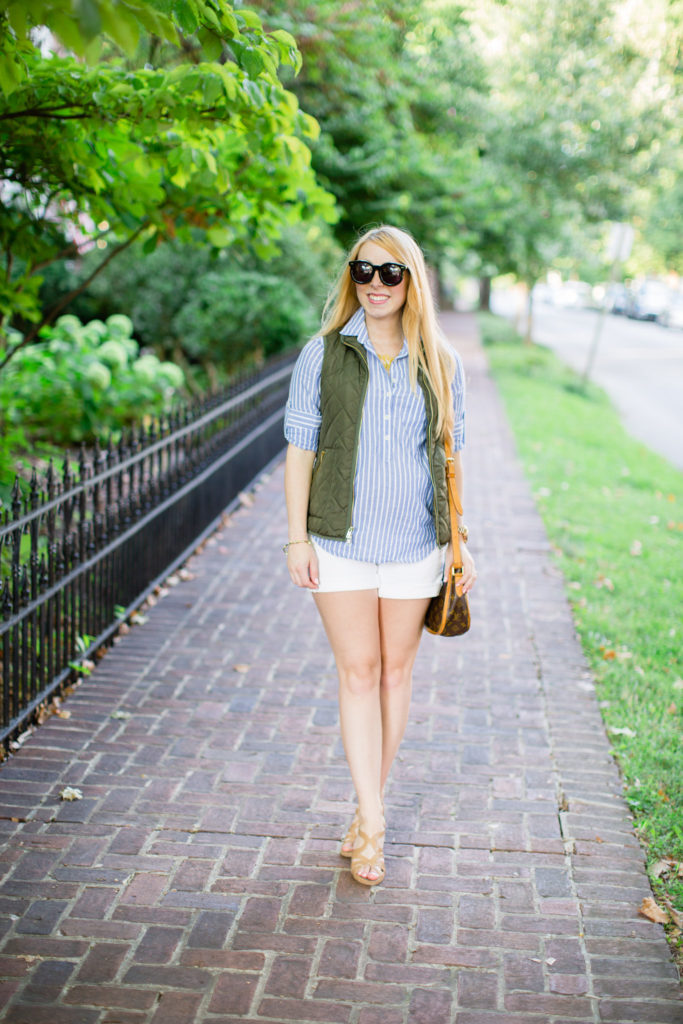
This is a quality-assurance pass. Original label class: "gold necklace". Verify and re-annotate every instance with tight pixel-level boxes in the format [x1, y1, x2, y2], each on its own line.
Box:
[378, 353, 396, 372]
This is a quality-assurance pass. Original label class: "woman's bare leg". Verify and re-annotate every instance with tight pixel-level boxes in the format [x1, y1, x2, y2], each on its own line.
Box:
[314, 589, 385, 878]
[377, 597, 431, 790]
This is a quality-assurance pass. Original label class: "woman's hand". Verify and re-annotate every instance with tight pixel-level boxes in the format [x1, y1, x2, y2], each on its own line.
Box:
[445, 541, 477, 595]
[459, 543, 477, 595]
[287, 543, 320, 590]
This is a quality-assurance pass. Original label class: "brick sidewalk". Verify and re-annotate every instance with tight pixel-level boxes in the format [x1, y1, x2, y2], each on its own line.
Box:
[0, 313, 680, 1023]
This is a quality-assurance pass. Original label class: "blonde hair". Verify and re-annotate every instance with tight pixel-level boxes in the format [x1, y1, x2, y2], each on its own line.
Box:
[320, 225, 456, 441]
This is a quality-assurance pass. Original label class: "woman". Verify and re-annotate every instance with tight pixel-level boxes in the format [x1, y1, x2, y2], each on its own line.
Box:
[283, 225, 476, 885]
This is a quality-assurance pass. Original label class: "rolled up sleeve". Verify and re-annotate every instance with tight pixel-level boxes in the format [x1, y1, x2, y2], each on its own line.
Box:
[284, 336, 324, 451]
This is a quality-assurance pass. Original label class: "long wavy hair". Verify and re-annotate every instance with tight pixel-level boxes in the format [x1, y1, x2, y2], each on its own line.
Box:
[320, 225, 456, 441]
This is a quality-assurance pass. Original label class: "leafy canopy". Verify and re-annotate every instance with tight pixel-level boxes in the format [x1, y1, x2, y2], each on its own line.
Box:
[0, 0, 336, 366]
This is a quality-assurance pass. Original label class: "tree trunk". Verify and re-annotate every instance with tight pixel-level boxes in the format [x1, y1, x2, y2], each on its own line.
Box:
[524, 283, 535, 344]
[478, 276, 491, 311]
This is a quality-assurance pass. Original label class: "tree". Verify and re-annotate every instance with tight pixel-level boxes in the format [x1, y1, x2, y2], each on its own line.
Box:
[252, 0, 487, 265]
[463, 0, 681, 308]
[0, 0, 336, 368]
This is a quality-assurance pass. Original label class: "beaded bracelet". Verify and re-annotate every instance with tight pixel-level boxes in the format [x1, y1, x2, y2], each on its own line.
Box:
[282, 540, 312, 554]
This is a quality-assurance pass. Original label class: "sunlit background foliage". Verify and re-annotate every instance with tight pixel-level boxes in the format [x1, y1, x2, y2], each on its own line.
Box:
[0, 0, 680, 459]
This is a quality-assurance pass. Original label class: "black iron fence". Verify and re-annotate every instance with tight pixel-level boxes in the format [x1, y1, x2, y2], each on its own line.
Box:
[0, 352, 295, 750]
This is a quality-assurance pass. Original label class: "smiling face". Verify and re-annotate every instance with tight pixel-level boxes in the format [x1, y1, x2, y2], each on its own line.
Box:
[353, 240, 409, 327]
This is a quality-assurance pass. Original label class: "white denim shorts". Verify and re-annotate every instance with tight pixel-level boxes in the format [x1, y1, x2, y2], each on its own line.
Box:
[311, 539, 445, 599]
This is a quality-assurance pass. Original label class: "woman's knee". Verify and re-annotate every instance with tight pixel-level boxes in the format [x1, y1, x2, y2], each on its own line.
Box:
[380, 663, 412, 692]
[338, 659, 381, 697]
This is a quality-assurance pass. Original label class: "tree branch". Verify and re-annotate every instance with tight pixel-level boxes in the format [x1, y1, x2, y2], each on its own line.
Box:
[0, 222, 149, 373]
[0, 105, 99, 122]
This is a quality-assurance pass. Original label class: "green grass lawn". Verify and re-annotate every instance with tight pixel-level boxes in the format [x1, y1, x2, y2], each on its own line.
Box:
[479, 312, 683, 950]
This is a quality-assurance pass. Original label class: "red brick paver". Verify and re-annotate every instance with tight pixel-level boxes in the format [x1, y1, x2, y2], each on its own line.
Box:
[0, 314, 680, 1022]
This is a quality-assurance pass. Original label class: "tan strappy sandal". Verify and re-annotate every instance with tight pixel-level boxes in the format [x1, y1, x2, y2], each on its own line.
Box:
[350, 825, 386, 886]
[340, 810, 360, 858]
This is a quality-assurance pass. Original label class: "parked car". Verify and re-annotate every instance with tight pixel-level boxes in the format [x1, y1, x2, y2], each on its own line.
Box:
[627, 280, 672, 322]
[551, 281, 595, 309]
[660, 292, 683, 330]
[605, 283, 631, 315]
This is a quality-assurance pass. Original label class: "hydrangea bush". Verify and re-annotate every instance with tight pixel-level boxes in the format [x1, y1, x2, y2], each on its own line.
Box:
[0, 314, 185, 446]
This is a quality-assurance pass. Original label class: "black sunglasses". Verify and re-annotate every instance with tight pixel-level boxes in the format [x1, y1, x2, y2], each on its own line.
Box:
[348, 260, 408, 287]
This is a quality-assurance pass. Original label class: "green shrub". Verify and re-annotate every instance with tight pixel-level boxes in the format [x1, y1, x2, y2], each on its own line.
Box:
[174, 270, 317, 366]
[0, 314, 185, 446]
[38, 226, 339, 373]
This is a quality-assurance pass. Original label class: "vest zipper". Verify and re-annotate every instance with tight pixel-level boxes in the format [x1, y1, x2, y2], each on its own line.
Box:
[425, 380, 441, 543]
[344, 339, 369, 543]
[313, 449, 325, 475]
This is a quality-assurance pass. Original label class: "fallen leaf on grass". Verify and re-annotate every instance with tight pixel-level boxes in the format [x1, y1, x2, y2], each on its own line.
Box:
[673, 679, 683, 691]
[667, 904, 683, 929]
[639, 896, 669, 925]
[594, 575, 615, 591]
[59, 787, 83, 802]
[651, 859, 676, 879]
[600, 645, 633, 663]
[629, 540, 643, 556]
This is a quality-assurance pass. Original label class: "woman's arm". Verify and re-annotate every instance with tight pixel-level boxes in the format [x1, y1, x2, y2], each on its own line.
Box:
[284, 443, 319, 589]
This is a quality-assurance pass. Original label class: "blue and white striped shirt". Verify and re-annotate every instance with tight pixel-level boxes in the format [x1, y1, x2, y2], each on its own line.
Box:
[284, 308, 465, 563]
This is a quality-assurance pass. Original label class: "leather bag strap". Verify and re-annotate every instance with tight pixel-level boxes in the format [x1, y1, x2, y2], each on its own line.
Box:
[443, 437, 465, 593]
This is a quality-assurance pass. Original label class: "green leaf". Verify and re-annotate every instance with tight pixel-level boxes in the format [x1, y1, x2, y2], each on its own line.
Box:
[6, 3, 28, 40]
[219, 7, 238, 36]
[236, 9, 263, 31]
[74, 0, 102, 40]
[240, 46, 265, 78]
[206, 225, 233, 247]
[99, 6, 141, 55]
[172, 0, 201, 35]
[197, 28, 223, 62]
[0, 53, 24, 96]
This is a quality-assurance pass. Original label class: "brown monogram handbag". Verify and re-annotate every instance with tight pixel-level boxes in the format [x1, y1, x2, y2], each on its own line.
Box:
[424, 439, 471, 636]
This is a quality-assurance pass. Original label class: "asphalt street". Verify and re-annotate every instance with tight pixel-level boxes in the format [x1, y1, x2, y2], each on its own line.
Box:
[491, 292, 683, 471]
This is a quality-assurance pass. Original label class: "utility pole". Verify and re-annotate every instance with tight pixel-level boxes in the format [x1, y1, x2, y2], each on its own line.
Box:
[581, 222, 634, 388]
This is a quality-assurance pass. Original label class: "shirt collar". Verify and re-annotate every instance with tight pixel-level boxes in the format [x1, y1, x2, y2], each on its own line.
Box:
[341, 307, 408, 358]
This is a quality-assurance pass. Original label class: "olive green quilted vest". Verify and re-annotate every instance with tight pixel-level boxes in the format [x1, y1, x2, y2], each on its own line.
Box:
[306, 329, 450, 545]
